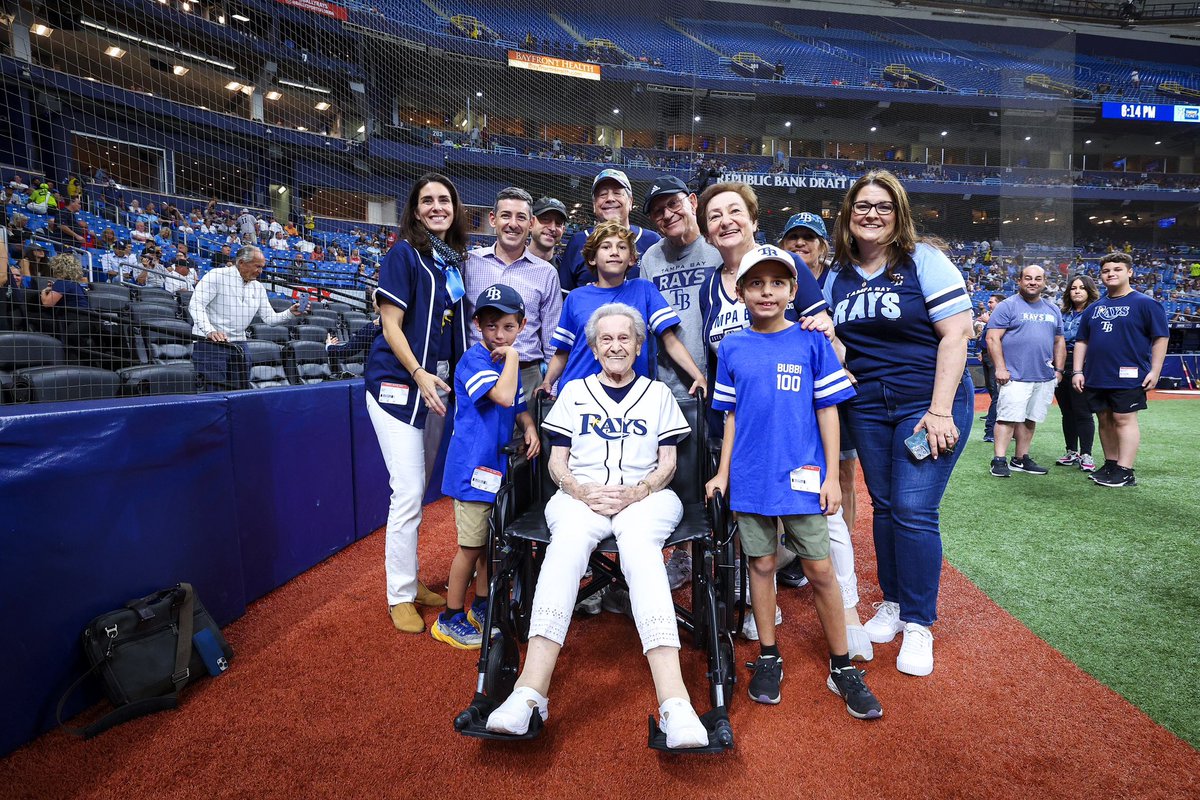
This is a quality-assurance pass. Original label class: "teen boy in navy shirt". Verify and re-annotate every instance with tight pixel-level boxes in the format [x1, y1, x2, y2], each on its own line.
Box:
[705, 245, 882, 720]
[434, 284, 541, 648]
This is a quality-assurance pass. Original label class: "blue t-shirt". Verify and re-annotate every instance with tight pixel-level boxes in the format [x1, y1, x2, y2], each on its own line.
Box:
[558, 225, 660, 294]
[441, 343, 527, 502]
[54, 280, 89, 309]
[822, 242, 971, 396]
[549, 278, 681, 388]
[1077, 290, 1169, 389]
[985, 295, 1063, 382]
[712, 324, 855, 516]
[1062, 308, 1085, 350]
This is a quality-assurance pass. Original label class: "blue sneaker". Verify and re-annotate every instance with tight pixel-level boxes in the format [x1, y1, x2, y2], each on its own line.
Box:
[430, 611, 482, 650]
[468, 602, 500, 640]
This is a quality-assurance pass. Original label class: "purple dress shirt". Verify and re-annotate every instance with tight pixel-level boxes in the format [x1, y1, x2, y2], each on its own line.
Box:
[463, 245, 563, 361]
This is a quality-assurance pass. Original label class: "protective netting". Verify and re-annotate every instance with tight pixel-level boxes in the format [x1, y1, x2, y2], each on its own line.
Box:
[2, 0, 1198, 401]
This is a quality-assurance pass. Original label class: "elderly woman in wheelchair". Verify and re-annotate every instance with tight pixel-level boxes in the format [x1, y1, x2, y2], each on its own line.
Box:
[481, 302, 711, 749]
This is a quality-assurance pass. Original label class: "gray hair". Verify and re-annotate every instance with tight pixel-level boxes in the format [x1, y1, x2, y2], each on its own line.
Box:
[235, 245, 264, 266]
[10, 212, 27, 226]
[493, 186, 533, 216]
[584, 303, 646, 352]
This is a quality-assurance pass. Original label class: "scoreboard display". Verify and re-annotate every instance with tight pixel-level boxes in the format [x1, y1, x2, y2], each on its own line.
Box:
[1101, 102, 1200, 123]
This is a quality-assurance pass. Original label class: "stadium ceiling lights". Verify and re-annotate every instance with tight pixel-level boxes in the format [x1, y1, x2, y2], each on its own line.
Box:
[80, 19, 235, 70]
[172, 65, 189, 76]
[278, 79, 331, 95]
[314, 101, 331, 110]
[785, 121, 792, 128]
[31, 23, 53, 36]
[232, 14, 251, 22]
[105, 46, 126, 58]
[266, 91, 282, 100]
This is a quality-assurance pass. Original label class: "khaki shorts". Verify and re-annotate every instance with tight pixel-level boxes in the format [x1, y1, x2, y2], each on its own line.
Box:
[737, 513, 829, 560]
[453, 499, 492, 548]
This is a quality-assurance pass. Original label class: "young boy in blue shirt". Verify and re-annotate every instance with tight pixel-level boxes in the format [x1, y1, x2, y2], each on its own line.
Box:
[433, 284, 541, 649]
[705, 245, 883, 719]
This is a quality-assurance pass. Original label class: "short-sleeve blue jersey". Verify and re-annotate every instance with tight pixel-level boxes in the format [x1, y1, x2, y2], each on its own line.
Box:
[822, 242, 971, 395]
[985, 295, 1063, 382]
[441, 343, 527, 502]
[558, 225, 660, 294]
[366, 240, 469, 428]
[712, 324, 855, 516]
[1077, 290, 1169, 389]
[549, 278, 681, 388]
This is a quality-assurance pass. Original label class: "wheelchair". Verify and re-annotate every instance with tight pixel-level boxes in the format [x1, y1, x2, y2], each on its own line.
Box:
[453, 393, 739, 753]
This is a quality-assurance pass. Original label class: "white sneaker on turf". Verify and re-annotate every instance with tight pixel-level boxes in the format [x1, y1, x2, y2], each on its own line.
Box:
[665, 550, 692, 591]
[863, 600, 904, 644]
[741, 605, 783, 641]
[485, 686, 549, 735]
[658, 697, 708, 749]
[846, 623, 874, 662]
[896, 622, 934, 677]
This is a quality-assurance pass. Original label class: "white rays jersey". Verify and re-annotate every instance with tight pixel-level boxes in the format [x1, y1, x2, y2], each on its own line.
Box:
[542, 374, 690, 486]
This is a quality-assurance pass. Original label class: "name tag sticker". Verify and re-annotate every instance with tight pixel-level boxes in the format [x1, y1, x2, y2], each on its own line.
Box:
[790, 466, 821, 493]
[471, 466, 503, 493]
[1119, 367, 1139, 379]
[378, 381, 410, 405]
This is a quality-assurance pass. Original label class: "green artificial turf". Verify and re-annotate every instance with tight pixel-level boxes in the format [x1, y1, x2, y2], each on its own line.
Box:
[940, 398, 1200, 748]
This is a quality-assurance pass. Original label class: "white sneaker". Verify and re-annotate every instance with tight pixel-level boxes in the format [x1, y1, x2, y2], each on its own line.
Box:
[575, 588, 602, 616]
[896, 623, 934, 677]
[485, 686, 549, 735]
[846, 623, 874, 662]
[658, 697, 708, 749]
[665, 550, 692, 591]
[741, 605, 783, 641]
[863, 601, 904, 644]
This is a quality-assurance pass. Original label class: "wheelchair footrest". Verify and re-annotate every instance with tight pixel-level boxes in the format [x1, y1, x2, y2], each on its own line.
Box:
[646, 708, 734, 753]
[454, 694, 545, 741]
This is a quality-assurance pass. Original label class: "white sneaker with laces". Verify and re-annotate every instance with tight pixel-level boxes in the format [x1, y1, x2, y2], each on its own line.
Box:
[658, 697, 708, 749]
[485, 686, 549, 735]
[863, 600, 904, 644]
[896, 622, 934, 677]
[741, 605, 783, 641]
[846, 623, 874, 662]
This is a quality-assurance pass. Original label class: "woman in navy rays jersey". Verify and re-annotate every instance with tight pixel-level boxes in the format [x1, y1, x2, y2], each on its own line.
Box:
[821, 170, 975, 678]
[365, 172, 470, 635]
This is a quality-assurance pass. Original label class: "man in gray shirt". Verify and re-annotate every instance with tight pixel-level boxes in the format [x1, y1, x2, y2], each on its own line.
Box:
[986, 264, 1066, 478]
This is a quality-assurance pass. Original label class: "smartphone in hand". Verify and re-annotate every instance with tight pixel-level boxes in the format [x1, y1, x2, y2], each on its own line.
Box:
[298, 294, 311, 313]
[904, 430, 931, 460]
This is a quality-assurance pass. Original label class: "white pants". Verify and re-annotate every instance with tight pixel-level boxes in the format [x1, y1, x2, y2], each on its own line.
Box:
[530, 489, 683, 654]
[777, 507, 858, 608]
[367, 393, 428, 606]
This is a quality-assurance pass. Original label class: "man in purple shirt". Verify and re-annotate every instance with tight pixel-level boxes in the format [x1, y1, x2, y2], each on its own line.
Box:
[464, 186, 563, 400]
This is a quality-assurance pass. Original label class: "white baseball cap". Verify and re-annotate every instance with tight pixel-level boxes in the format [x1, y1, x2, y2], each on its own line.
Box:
[736, 244, 799, 283]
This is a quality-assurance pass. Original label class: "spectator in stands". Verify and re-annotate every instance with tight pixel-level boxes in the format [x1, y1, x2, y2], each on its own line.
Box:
[463, 186, 562, 402]
[20, 243, 51, 280]
[985, 265, 1065, 478]
[130, 220, 151, 243]
[3, 185, 24, 206]
[189, 245, 301, 342]
[559, 169, 661, 294]
[823, 170, 974, 677]
[164, 257, 197, 294]
[527, 197, 567, 268]
[1072, 252, 1169, 489]
[38, 253, 89, 310]
[99, 227, 117, 251]
[154, 226, 174, 248]
[173, 244, 195, 271]
[54, 198, 85, 248]
[977, 293, 1004, 442]
[269, 231, 290, 251]
[366, 172, 470, 634]
[7, 212, 31, 260]
[236, 208, 257, 241]
[1055, 275, 1100, 472]
[267, 216, 284, 237]
[10, 174, 28, 192]
[26, 183, 56, 215]
[131, 250, 167, 289]
[296, 236, 316, 256]
[284, 219, 299, 237]
[101, 241, 137, 283]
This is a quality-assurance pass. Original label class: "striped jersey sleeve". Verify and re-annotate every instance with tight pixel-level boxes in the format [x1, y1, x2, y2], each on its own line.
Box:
[549, 292, 581, 353]
[711, 339, 736, 412]
[811, 333, 856, 409]
[913, 243, 971, 322]
[643, 280, 682, 336]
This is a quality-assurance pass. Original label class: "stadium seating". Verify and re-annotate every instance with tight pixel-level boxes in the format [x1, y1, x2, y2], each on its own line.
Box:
[249, 324, 292, 345]
[118, 363, 199, 397]
[9, 365, 122, 403]
[292, 326, 329, 344]
[142, 319, 196, 364]
[0, 332, 66, 401]
[283, 341, 333, 385]
[242, 341, 289, 389]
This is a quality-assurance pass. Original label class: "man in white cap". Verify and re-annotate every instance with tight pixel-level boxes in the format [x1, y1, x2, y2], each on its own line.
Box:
[558, 168, 660, 295]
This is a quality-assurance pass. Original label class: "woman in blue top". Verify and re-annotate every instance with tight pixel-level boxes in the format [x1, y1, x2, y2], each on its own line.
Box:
[821, 170, 975, 678]
[1054, 275, 1099, 472]
[365, 173, 470, 635]
[39, 253, 90, 310]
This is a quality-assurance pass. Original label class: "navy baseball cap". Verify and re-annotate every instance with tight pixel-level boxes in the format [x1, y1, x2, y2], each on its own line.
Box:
[474, 283, 525, 317]
[642, 175, 690, 215]
[591, 168, 632, 196]
[780, 212, 828, 242]
[532, 196, 567, 220]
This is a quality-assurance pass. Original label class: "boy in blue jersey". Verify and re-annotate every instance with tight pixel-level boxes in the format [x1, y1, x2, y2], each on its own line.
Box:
[705, 245, 882, 720]
[433, 284, 541, 649]
[1071, 252, 1169, 488]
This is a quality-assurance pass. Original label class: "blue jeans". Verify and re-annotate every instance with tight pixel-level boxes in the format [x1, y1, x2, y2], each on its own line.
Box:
[845, 375, 974, 627]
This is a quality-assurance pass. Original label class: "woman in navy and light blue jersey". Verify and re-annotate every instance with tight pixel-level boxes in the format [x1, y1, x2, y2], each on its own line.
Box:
[365, 172, 470, 635]
[821, 170, 975, 678]
[1054, 274, 1099, 471]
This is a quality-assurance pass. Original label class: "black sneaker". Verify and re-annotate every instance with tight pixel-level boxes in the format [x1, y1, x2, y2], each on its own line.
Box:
[1095, 467, 1137, 488]
[746, 656, 783, 704]
[1009, 455, 1048, 475]
[990, 457, 1011, 478]
[827, 665, 883, 720]
[777, 558, 809, 588]
[1089, 460, 1118, 484]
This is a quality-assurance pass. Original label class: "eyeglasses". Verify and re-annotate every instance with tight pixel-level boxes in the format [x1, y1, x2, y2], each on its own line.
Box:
[649, 195, 686, 219]
[851, 201, 895, 216]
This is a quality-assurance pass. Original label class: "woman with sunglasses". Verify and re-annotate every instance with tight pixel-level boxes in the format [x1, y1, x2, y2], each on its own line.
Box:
[366, 172, 470, 635]
[821, 170, 975, 677]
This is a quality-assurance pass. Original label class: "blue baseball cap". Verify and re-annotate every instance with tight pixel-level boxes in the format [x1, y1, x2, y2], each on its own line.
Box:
[780, 212, 828, 242]
[473, 283, 525, 317]
[591, 168, 632, 196]
[642, 175, 690, 215]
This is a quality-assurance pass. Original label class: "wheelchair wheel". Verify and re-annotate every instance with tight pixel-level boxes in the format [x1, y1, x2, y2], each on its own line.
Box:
[512, 541, 535, 641]
[484, 633, 520, 701]
[718, 634, 736, 708]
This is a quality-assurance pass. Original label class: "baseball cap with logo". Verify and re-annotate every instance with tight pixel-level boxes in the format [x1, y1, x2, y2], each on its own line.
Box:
[780, 212, 828, 242]
[642, 175, 690, 214]
[473, 283, 525, 317]
[591, 168, 632, 196]
[735, 244, 799, 284]
[532, 196, 567, 220]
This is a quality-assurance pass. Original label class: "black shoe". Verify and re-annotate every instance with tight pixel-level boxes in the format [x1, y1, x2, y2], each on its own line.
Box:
[1089, 461, 1118, 483]
[827, 665, 883, 720]
[746, 655, 783, 705]
[1009, 455, 1048, 475]
[1094, 467, 1137, 488]
[990, 457, 1011, 478]
[777, 558, 809, 588]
